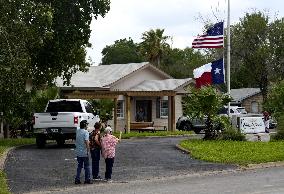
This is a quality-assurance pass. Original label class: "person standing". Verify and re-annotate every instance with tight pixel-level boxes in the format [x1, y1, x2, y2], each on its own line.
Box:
[101, 126, 121, 182]
[263, 111, 270, 133]
[135, 107, 145, 122]
[89, 122, 102, 180]
[75, 120, 92, 184]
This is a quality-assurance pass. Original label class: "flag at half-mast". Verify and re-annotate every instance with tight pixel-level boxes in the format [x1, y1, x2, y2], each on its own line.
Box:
[192, 22, 224, 48]
[193, 58, 225, 88]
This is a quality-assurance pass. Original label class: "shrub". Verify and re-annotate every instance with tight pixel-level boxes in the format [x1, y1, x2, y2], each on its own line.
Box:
[218, 127, 246, 141]
[270, 114, 284, 141]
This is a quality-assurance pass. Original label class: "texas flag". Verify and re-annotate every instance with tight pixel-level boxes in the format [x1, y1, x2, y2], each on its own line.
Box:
[193, 59, 225, 88]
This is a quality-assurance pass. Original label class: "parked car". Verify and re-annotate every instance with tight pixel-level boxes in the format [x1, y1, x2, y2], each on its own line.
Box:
[33, 99, 100, 148]
[176, 115, 206, 134]
[218, 106, 247, 116]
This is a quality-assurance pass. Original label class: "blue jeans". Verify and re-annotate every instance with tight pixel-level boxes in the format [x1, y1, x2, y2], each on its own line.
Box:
[105, 158, 114, 180]
[90, 148, 100, 178]
[75, 156, 90, 182]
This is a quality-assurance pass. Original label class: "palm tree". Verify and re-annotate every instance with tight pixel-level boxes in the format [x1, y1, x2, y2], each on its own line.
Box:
[139, 29, 170, 67]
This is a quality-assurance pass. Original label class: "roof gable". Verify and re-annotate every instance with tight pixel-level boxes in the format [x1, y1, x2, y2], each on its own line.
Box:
[129, 78, 193, 92]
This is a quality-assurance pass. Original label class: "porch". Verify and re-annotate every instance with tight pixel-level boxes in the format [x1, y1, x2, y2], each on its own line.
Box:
[62, 90, 179, 133]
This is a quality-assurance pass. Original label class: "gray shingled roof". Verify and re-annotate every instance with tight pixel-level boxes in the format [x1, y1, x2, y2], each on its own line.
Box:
[56, 62, 149, 88]
[230, 88, 261, 102]
[129, 78, 193, 91]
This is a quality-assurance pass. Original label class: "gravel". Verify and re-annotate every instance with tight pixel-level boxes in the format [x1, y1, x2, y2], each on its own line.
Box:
[4, 136, 236, 194]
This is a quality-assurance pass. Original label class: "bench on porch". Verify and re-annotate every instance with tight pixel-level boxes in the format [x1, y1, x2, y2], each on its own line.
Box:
[129, 121, 155, 133]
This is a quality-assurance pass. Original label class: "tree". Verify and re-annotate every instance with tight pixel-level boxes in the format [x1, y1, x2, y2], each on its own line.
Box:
[161, 47, 212, 78]
[89, 99, 114, 126]
[139, 29, 170, 67]
[264, 81, 284, 139]
[101, 38, 144, 65]
[268, 18, 284, 82]
[230, 11, 284, 100]
[0, 0, 110, 130]
[263, 81, 284, 120]
[183, 86, 231, 139]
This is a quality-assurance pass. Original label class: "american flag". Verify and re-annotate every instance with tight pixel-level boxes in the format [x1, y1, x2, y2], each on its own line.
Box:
[192, 22, 224, 48]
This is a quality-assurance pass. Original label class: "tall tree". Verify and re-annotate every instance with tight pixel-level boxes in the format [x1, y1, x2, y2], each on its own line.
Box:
[0, 0, 110, 128]
[268, 18, 284, 82]
[101, 38, 144, 65]
[230, 11, 284, 101]
[139, 29, 170, 67]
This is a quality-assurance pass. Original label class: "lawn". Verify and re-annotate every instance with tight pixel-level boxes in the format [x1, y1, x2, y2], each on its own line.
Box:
[0, 138, 35, 194]
[180, 139, 284, 166]
[113, 130, 192, 139]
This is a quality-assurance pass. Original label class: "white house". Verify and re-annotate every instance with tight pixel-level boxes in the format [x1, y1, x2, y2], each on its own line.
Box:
[56, 62, 194, 132]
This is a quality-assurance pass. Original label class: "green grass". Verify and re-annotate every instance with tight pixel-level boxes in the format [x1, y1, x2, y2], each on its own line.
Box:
[0, 171, 9, 194]
[0, 138, 35, 194]
[0, 138, 35, 157]
[180, 139, 284, 165]
[113, 130, 192, 139]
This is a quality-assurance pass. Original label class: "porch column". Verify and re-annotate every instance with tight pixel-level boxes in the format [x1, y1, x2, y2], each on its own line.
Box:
[171, 96, 176, 131]
[125, 95, 131, 133]
[168, 96, 175, 131]
[113, 98, 117, 132]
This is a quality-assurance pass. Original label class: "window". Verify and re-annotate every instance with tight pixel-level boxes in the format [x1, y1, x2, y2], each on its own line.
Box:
[46, 100, 83, 112]
[84, 102, 95, 114]
[251, 101, 258, 113]
[117, 100, 124, 118]
[160, 100, 168, 117]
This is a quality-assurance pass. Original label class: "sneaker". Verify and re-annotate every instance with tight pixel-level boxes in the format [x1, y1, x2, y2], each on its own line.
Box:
[84, 180, 93, 184]
[105, 179, 113, 183]
[75, 180, 81, 184]
[93, 176, 102, 180]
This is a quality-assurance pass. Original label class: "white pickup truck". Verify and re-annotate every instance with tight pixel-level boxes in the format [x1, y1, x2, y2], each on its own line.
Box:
[33, 99, 100, 148]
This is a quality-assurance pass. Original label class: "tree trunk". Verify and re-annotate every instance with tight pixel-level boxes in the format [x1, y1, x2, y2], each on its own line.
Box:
[3, 121, 8, 139]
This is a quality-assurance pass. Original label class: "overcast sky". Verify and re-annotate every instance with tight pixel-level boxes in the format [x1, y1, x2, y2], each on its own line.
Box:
[86, 0, 284, 65]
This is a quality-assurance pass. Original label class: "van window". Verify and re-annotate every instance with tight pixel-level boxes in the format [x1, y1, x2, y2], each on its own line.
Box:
[46, 101, 83, 112]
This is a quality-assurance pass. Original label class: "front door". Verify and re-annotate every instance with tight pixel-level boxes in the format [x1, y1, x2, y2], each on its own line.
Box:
[136, 100, 152, 122]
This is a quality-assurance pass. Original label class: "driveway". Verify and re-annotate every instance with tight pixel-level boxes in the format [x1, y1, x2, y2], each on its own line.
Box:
[5, 136, 236, 194]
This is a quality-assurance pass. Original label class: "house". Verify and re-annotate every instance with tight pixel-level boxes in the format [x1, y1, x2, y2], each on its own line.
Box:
[56, 62, 194, 132]
[230, 88, 263, 113]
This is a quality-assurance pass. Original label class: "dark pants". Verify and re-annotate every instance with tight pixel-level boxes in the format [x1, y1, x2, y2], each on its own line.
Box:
[90, 148, 100, 178]
[105, 158, 114, 180]
[75, 156, 90, 182]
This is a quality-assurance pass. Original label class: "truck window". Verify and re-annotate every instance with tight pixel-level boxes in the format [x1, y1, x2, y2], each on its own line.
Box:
[84, 102, 95, 114]
[46, 101, 83, 112]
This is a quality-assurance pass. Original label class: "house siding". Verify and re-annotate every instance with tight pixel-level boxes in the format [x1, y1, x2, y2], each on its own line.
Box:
[242, 93, 263, 113]
[111, 67, 169, 91]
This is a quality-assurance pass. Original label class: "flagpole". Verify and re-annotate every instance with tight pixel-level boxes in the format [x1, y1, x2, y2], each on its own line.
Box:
[227, 0, 231, 116]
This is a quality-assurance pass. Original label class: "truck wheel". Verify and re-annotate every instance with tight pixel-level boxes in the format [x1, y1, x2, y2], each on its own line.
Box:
[56, 139, 65, 147]
[193, 128, 201, 134]
[36, 135, 46, 148]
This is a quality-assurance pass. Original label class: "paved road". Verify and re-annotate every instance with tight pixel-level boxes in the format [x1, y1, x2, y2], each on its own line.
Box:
[5, 136, 236, 194]
[28, 166, 284, 194]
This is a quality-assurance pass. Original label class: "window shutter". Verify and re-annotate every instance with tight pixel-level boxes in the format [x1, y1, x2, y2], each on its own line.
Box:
[156, 98, 160, 118]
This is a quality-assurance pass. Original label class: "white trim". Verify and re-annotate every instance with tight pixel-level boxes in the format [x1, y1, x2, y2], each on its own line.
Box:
[117, 100, 124, 118]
